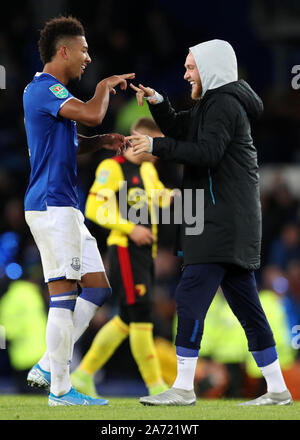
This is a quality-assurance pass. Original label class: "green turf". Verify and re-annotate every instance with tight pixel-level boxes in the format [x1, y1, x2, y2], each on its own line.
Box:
[0, 395, 299, 420]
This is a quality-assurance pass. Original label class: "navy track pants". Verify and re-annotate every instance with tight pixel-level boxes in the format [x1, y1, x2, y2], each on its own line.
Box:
[175, 263, 275, 352]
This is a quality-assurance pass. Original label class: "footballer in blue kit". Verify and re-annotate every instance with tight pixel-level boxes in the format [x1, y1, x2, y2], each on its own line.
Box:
[24, 73, 78, 211]
[24, 15, 135, 406]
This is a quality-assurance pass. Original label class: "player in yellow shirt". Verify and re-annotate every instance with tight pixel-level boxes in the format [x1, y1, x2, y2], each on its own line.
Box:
[71, 117, 170, 396]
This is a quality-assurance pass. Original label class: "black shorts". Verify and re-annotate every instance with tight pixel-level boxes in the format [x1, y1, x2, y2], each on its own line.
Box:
[107, 244, 154, 324]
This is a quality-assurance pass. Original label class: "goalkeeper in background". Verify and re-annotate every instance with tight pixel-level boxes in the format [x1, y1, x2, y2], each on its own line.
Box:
[71, 117, 170, 397]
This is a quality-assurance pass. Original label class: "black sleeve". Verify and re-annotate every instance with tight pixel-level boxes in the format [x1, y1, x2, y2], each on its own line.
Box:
[152, 95, 238, 167]
[148, 93, 191, 141]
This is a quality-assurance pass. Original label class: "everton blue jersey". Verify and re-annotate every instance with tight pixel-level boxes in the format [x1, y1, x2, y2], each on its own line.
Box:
[23, 72, 79, 211]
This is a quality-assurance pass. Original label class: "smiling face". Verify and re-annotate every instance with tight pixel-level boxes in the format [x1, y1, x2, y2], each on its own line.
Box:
[184, 51, 202, 100]
[60, 35, 91, 80]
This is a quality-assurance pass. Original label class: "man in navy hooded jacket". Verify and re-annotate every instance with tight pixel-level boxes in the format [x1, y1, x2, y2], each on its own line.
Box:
[128, 39, 292, 406]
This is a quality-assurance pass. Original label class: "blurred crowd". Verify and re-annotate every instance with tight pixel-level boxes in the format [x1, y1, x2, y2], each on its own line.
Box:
[1, 0, 300, 399]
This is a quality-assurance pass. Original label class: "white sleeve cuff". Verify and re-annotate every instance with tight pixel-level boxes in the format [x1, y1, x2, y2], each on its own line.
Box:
[145, 90, 164, 104]
[146, 135, 153, 153]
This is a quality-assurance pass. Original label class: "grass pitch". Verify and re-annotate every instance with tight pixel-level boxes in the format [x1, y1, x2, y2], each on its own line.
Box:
[0, 394, 299, 420]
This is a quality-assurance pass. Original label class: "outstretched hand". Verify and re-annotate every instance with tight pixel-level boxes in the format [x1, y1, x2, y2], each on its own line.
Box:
[129, 83, 157, 106]
[101, 73, 136, 95]
[100, 133, 132, 155]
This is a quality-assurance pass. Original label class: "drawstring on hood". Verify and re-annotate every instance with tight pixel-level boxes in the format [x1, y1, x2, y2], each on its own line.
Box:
[189, 39, 238, 98]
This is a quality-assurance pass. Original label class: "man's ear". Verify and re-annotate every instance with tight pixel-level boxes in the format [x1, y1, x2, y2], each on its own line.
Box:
[59, 45, 69, 60]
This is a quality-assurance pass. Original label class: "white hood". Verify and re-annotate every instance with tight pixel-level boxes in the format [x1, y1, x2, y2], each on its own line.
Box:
[189, 39, 238, 98]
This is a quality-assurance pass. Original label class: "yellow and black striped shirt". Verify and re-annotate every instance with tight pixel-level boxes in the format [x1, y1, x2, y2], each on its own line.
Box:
[85, 156, 171, 258]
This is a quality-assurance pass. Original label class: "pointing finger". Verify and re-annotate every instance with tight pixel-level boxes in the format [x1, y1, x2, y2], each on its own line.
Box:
[119, 73, 135, 79]
[129, 83, 140, 92]
[135, 90, 144, 106]
[138, 84, 153, 95]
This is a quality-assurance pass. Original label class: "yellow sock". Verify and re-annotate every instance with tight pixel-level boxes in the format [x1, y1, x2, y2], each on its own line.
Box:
[129, 322, 165, 389]
[80, 315, 129, 375]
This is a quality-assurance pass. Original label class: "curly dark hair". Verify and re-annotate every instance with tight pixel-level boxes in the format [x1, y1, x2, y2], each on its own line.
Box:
[38, 16, 85, 65]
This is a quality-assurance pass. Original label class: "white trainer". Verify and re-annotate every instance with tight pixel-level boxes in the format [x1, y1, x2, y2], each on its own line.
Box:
[238, 390, 293, 406]
[139, 387, 196, 406]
